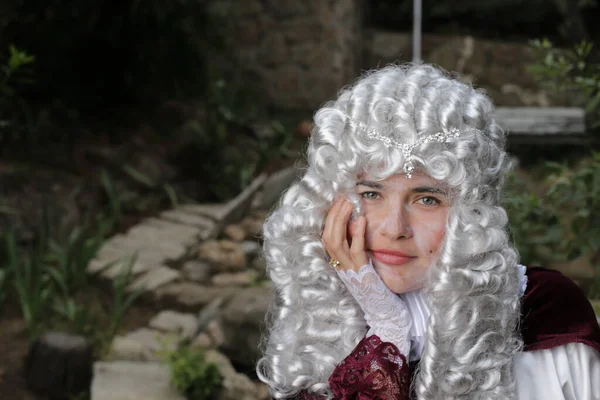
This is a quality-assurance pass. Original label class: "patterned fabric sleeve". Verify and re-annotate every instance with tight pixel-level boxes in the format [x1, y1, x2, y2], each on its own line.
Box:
[295, 335, 411, 400]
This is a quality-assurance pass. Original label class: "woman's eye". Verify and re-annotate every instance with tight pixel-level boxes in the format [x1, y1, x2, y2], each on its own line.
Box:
[361, 191, 380, 200]
[418, 196, 440, 206]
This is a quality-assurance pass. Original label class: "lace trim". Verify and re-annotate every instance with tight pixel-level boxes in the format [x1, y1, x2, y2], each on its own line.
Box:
[337, 263, 412, 356]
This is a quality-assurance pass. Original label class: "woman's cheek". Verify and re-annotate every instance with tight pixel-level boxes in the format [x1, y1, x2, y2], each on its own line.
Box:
[413, 217, 446, 256]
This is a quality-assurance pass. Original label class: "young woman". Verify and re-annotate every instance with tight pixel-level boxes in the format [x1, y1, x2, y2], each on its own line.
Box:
[256, 64, 600, 399]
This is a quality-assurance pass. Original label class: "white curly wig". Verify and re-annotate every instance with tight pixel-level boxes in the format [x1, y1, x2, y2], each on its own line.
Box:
[256, 64, 523, 399]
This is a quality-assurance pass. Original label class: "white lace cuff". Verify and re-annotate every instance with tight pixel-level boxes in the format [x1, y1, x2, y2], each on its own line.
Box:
[336, 262, 412, 356]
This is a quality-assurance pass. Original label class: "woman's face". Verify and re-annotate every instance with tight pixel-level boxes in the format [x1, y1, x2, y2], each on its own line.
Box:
[348, 172, 450, 293]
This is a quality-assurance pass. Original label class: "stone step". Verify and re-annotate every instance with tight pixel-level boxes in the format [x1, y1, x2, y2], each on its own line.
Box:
[107, 327, 179, 362]
[102, 233, 188, 260]
[153, 282, 237, 312]
[128, 266, 182, 293]
[127, 222, 199, 249]
[149, 310, 199, 342]
[91, 361, 184, 400]
[159, 209, 218, 240]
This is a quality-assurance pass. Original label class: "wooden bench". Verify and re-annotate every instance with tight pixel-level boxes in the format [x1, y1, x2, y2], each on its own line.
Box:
[495, 107, 587, 145]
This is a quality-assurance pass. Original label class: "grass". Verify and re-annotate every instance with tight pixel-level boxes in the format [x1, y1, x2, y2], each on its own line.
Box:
[0, 171, 143, 351]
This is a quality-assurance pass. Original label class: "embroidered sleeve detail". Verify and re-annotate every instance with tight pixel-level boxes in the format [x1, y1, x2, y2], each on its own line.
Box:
[337, 262, 412, 356]
[328, 335, 411, 400]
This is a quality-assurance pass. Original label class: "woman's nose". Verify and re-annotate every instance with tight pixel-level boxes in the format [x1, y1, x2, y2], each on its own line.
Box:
[379, 209, 413, 239]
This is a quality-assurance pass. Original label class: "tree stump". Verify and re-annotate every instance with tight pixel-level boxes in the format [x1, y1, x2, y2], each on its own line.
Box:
[24, 331, 94, 400]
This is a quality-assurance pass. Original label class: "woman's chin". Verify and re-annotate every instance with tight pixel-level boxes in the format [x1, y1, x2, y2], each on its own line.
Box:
[377, 270, 426, 294]
[380, 276, 417, 294]
[372, 260, 429, 294]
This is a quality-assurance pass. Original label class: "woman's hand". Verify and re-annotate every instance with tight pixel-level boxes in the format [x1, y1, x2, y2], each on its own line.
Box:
[322, 198, 369, 272]
[323, 198, 412, 357]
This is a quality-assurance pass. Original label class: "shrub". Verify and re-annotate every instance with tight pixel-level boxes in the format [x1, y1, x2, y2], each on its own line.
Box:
[529, 39, 600, 129]
[167, 345, 223, 400]
[0, 45, 35, 145]
[504, 153, 600, 297]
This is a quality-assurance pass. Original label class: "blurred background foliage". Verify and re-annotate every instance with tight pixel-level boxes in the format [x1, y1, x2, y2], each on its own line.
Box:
[0, 0, 290, 202]
[0, 0, 244, 150]
[529, 39, 600, 128]
[504, 154, 600, 297]
[1, 0, 215, 109]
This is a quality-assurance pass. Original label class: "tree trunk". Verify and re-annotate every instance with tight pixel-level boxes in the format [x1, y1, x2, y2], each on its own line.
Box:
[24, 331, 94, 400]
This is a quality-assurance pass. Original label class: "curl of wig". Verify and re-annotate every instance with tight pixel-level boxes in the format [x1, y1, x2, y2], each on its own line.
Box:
[257, 64, 522, 399]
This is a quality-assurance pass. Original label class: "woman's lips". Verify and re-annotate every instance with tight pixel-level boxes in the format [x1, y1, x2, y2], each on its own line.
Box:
[370, 250, 416, 266]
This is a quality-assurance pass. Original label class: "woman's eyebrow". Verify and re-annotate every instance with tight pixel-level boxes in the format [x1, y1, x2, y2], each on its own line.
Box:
[411, 186, 447, 195]
[356, 180, 384, 189]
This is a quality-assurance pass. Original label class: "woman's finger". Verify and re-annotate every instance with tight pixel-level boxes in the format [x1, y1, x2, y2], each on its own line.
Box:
[322, 198, 347, 257]
[322, 199, 354, 268]
[328, 201, 356, 270]
[322, 198, 344, 247]
[331, 200, 353, 251]
[349, 215, 369, 268]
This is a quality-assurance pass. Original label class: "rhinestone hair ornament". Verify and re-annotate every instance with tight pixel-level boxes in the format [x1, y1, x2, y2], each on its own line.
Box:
[344, 114, 482, 178]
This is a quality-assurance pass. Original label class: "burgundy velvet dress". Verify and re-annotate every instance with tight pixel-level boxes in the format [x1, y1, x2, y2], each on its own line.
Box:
[296, 267, 600, 400]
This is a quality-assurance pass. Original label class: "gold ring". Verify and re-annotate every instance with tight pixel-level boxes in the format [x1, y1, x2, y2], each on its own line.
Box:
[329, 259, 341, 269]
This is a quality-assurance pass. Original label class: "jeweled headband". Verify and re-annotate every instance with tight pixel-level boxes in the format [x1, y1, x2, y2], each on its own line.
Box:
[344, 114, 483, 178]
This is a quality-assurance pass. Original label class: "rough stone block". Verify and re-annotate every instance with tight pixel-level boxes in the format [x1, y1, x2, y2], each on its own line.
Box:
[191, 332, 213, 349]
[149, 310, 199, 341]
[220, 287, 273, 369]
[106, 328, 178, 362]
[159, 209, 218, 240]
[177, 203, 228, 222]
[182, 260, 212, 283]
[101, 233, 187, 261]
[211, 271, 257, 287]
[91, 361, 185, 400]
[224, 224, 247, 241]
[144, 217, 201, 237]
[204, 350, 258, 400]
[127, 223, 198, 252]
[101, 258, 158, 280]
[197, 240, 247, 271]
[154, 282, 236, 311]
[239, 215, 265, 239]
[240, 240, 261, 258]
[129, 266, 181, 293]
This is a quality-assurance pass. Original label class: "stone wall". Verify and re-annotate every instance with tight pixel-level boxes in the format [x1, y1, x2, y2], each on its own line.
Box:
[363, 32, 558, 107]
[213, 0, 364, 110]
[213, 2, 565, 110]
